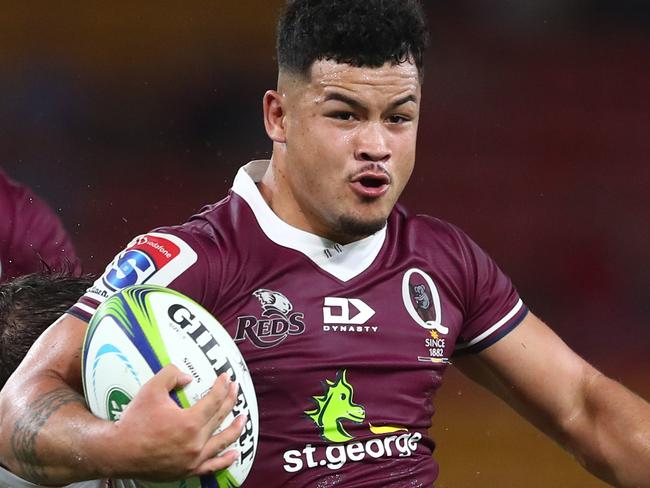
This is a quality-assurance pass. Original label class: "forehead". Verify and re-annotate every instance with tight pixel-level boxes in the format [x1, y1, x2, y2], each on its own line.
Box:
[306, 59, 420, 99]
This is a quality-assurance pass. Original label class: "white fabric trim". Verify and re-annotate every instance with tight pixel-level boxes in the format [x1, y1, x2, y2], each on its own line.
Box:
[456, 299, 524, 350]
[232, 160, 386, 282]
[74, 302, 97, 316]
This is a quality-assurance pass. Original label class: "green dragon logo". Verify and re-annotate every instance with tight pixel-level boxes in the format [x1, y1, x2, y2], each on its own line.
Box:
[305, 369, 365, 443]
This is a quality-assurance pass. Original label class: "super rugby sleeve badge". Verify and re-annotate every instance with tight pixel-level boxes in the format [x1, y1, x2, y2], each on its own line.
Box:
[69, 232, 198, 322]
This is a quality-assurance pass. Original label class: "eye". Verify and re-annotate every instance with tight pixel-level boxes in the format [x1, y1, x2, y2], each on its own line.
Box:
[329, 111, 356, 121]
[387, 114, 410, 124]
[340, 393, 347, 400]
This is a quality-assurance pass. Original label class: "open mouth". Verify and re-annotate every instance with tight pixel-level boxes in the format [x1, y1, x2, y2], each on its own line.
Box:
[352, 171, 391, 187]
[350, 171, 391, 198]
[359, 176, 387, 188]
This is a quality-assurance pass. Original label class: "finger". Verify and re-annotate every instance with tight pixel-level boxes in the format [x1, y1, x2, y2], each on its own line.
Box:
[190, 449, 239, 477]
[149, 364, 193, 393]
[194, 414, 246, 468]
[190, 373, 232, 421]
[202, 380, 239, 436]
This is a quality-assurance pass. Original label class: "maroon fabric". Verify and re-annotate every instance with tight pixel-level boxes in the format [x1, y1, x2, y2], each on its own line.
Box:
[70, 189, 526, 487]
[0, 169, 80, 282]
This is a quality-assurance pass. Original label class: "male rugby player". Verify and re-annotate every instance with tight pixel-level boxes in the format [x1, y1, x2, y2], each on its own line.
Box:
[0, 1, 648, 487]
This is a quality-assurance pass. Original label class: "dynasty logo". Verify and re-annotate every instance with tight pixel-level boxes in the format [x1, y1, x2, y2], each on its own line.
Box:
[283, 370, 422, 473]
[234, 289, 306, 348]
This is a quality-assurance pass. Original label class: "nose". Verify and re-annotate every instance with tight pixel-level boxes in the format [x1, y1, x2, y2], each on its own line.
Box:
[354, 122, 391, 163]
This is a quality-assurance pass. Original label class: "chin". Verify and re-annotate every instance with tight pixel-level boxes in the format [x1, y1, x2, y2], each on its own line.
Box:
[336, 215, 387, 241]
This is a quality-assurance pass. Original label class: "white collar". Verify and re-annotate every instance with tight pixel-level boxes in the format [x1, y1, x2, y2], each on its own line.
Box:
[232, 160, 386, 282]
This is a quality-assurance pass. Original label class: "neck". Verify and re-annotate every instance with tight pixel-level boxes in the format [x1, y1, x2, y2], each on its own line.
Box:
[258, 156, 376, 244]
[257, 156, 280, 217]
[259, 155, 322, 236]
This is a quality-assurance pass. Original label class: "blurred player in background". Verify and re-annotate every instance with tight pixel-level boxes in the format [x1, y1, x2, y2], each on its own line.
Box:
[0, 273, 93, 389]
[0, 273, 100, 487]
[0, 1, 649, 487]
[0, 169, 81, 282]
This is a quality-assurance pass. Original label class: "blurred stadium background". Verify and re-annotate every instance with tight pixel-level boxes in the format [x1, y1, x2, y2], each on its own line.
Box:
[1, 1, 648, 486]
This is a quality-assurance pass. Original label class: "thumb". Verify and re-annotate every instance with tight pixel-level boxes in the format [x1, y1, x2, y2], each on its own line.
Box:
[151, 364, 193, 393]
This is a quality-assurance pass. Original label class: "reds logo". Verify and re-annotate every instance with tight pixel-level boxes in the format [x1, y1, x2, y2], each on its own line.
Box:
[254, 289, 293, 315]
[235, 289, 306, 349]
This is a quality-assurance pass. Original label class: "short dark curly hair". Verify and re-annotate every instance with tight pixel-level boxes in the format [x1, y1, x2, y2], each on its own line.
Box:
[277, 0, 429, 78]
[0, 273, 94, 389]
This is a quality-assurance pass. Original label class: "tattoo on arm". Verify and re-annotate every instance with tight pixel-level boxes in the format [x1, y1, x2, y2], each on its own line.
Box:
[10, 388, 86, 483]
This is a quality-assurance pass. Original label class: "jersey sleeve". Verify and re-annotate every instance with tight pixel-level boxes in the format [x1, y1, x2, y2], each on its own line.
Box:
[451, 225, 529, 354]
[67, 228, 206, 323]
[0, 171, 81, 282]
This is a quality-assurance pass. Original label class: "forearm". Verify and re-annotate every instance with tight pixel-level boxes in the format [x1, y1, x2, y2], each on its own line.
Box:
[459, 315, 650, 487]
[561, 372, 650, 487]
[0, 374, 113, 484]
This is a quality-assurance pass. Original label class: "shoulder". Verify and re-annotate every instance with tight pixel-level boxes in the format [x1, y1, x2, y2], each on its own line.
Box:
[0, 170, 69, 235]
[389, 204, 474, 254]
[126, 194, 241, 276]
[159, 189, 263, 268]
[0, 169, 44, 208]
[161, 191, 243, 245]
[0, 170, 35, 216]
[103, 193, 247, 298]
[386, 205, 498, 290]
[0, 168, 20, 196]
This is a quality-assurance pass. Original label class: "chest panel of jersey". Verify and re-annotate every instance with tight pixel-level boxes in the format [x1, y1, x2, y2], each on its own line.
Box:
[207, 228, 467, 486]
[69, 165, 525, 487]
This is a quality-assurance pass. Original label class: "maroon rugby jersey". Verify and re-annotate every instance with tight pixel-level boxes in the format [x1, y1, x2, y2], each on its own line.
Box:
[0, 169, 80, 282]
[70, 160, 527, 487]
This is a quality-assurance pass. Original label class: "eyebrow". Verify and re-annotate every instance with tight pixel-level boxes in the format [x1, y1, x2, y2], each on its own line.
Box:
[323, 92, 365, 110]
[322, 92, 417, 110]
[389, 94, 418, 109]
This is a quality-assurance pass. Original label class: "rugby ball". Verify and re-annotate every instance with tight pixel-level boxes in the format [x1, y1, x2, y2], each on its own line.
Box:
[82, 285, 258, 487]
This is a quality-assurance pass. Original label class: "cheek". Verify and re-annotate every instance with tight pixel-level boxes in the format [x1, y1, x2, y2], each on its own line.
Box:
[288, 117, 342, 156]
[306, 131, 352, 173]
[394, 136, 417, 171]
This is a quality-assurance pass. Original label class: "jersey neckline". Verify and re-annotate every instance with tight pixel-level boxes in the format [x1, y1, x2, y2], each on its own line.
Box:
[232, 160, 387, 282]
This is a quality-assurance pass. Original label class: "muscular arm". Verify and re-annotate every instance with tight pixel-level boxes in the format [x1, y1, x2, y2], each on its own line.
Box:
[0, 314, 243, 484]
[454, 312, 650, 487]
[0, 315, 112, 482]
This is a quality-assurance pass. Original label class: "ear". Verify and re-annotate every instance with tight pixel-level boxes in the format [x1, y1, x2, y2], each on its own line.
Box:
[263, 90, 287, 143]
